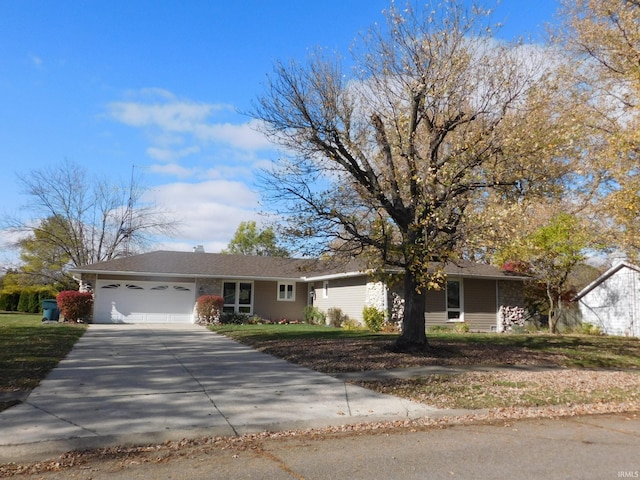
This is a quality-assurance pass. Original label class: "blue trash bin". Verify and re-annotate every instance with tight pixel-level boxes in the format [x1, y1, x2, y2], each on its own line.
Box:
[42, 299, 60, 322]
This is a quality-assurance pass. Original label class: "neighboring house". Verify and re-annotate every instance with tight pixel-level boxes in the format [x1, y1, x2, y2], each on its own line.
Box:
[70, 250, 527, 332]
[574, 262, 640, 338]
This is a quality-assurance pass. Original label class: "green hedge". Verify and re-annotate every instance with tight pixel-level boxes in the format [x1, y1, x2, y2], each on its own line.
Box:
[0, 287, 60, 313]
[0, 292, 20, 311]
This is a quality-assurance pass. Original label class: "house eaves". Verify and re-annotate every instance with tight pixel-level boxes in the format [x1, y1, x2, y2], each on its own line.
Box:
[72, 269, 305, 283]
[301, 270, 376, 282]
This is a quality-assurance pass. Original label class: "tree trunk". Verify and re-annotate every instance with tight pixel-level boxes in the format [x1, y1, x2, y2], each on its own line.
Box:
[393, 270, 429, 352]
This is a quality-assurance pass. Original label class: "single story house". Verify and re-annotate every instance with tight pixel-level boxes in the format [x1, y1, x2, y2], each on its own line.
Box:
[70, 250, 527, 332]
[574, 261, 640, 337]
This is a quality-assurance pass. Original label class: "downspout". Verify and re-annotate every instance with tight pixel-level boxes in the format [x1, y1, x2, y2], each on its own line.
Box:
[383, 282, 389, 320]
[495, 280, 502, 333]
[632, 271, 638, 337]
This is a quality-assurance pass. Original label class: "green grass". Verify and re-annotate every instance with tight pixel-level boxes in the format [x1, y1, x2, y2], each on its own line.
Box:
[0, 313, 86, 400]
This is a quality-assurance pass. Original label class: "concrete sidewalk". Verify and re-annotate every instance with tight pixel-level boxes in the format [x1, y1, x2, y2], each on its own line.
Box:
[0, 324, 440, 463]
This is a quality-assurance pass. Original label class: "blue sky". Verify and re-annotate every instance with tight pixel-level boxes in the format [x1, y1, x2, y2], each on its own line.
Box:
[0, 0, 560, 266]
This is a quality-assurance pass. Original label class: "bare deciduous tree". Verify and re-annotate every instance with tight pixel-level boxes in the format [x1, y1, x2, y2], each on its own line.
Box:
[4, 160, 177, 275]
[253, 1, 577, 351]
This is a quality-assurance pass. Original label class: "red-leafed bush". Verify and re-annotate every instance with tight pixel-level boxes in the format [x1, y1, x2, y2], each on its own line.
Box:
[196, 295, 225, 324]
[501, 260, 532, 275]
[56, 291, 93, 323]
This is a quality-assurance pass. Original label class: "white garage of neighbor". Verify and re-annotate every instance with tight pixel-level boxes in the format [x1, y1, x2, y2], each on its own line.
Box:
[93, 280, 196, 324]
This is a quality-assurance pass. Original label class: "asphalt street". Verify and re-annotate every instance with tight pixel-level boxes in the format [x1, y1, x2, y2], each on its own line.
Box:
[5, 413, 639, 479]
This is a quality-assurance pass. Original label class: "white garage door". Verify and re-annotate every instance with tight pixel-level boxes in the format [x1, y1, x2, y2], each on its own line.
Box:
[94, 280, 196, 324]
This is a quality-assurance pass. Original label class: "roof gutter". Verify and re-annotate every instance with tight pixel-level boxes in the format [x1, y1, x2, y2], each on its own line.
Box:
[301, 270, 373, 282]
[70, 269, 304, 283]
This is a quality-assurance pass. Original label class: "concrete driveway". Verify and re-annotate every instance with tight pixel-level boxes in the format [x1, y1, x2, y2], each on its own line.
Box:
[0, 324, 436, 462]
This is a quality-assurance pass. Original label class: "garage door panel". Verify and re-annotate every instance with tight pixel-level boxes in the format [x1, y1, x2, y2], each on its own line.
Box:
[95, 280, 195, 324]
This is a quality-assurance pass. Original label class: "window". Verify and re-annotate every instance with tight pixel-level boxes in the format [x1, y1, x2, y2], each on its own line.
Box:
[446, 279, 463, 322]
[223, 281, 253, 314]
[278, 282, 296, 301]
[323, 281, 329, 298]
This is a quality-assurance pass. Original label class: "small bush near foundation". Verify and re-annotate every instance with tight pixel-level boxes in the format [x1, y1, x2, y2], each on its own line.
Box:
[428, 325, 452, 333]
[219, 312, 250, 324]
[303, 305, 326, 325]
[56, 291, 93, 322]
[196, 295, 224, 324]
[362, 306, 385, 332]
[454, 322, 470, 333]
[342, 318, 365, 331]
[327, 307, 348, 328]
[581, 323, 602, 336]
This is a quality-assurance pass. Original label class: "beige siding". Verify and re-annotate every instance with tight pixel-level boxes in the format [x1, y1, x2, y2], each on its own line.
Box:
[312, 276, 367, 322]
[424, 279, 498, 332]
[464, 278, 498, 332]
[425, 287, 447, 326]
[253, 280, 308, 321]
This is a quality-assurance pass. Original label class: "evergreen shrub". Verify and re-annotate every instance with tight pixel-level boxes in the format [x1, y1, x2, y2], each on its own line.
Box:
[362, 306, 385, 332]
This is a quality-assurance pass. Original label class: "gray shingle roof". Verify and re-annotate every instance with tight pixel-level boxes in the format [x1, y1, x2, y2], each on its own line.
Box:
[71, 251, 319, 280]
[71, 250, 525, 281]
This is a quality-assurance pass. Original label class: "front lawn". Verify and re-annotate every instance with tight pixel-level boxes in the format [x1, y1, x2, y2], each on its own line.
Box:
[0, 313, 86, 410]
[211, 324, 640, 411]
[210, 323, 640, 371]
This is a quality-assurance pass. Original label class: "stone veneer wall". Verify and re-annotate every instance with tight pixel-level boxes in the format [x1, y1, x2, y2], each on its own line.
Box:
[195, 278, 222, 297]
[497, 280, 525, 307]
[497, 280, 526, 332]
[365, 281, 387, 313]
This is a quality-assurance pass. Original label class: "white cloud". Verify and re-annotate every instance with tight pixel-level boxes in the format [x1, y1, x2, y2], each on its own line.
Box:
[192, 119, 273, 150]
[0, 229, 26, 270]
[109, 100, 217, 131]
[145, 180, 260, 252]
[147, 145, 201, 162]
[107, 90, 274, 167]
[151, 240, 229, 254]
[147, 163, 195, 178]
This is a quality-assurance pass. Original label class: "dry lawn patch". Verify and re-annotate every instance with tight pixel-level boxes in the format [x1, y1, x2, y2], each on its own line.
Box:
[354, 370, 640, 409]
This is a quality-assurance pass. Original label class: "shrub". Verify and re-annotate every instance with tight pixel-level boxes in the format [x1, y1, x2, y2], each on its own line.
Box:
[381, 322, 401, 333]
[196, 295, 225, 324]
[303, 305, 326, 325]
[362, 306, 385, 332]
[342, 317, 365, 330]
[429, 325, 452, 333]
[454, 322, 470, 334]
[17, 292, 31, 313]
[0, 292, 20, 311]
[219, 312, 250, 324]
[327, 307, 348, 328]
[581, 323, 602, 336]
[56, 291, 93, 323]
[0, 286, 59, 313]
